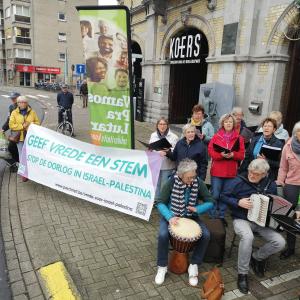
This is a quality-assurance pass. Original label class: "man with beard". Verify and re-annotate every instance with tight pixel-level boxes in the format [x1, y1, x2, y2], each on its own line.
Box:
[98, 35, 114, 63]
[110, 69, 129, 98]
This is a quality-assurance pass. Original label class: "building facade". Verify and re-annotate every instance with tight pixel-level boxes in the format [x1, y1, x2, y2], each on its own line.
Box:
[123, 0, 300, 133]
[0, 0, 97, 87]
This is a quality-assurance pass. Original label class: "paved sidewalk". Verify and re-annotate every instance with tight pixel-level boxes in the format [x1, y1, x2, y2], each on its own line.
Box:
[0, 86, 299, 299]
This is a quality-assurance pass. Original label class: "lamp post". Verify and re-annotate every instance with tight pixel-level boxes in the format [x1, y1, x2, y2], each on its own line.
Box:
[64, 48, 68, 84]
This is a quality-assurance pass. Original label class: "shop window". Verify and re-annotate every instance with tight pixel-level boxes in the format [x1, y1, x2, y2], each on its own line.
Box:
[58, 32, 66, 42]
[58, 12, 66, 21]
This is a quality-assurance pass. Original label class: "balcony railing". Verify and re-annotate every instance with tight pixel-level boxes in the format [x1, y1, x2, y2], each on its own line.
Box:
[14, 15, 31, 23]
[13, 36, 31, 44]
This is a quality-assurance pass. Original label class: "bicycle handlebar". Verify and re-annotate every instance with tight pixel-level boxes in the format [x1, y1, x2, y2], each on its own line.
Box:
[57, 106, 71, 112]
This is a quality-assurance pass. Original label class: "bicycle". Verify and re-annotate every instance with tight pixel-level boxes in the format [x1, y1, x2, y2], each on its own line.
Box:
[56, 106, 74, 137]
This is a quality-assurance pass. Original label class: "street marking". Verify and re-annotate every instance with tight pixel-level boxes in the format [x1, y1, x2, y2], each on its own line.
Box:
[39, 261, 81, 300]
[26, 95, 38, 99]
[222, 269, 300, 299]
[47, 102, 52, 106]
[1, 94, 10, 98]
[37, 94, 49, 98]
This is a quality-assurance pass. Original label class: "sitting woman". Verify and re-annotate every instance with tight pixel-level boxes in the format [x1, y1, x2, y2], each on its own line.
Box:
[239, 117, 284, 181]
[149, 117, 178, 201]
[155, 158, 214, 286]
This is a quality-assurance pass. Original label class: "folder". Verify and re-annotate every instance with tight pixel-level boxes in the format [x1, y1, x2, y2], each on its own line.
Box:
[213, 138, 240, 154]
[260, 144, 282, 161]
[139, 137, 172, 151]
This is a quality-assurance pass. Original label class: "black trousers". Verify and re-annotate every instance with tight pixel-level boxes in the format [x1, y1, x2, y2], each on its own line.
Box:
[8, 141, 19, 163]
[283, 184, 300, 250]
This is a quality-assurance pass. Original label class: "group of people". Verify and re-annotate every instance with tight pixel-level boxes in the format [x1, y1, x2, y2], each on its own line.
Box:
[150, 104, 300, 294]
[80, 19, 129, 97]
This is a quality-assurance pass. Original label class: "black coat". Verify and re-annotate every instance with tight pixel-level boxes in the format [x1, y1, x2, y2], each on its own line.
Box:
[57, 91, 74, 109]
[80, 83, 88, 95]
[239, 133, 284, 180]
[2, 103, 17, 132]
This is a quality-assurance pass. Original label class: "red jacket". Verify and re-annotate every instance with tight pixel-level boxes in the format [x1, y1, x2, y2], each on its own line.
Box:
[208, 129, 245, 178]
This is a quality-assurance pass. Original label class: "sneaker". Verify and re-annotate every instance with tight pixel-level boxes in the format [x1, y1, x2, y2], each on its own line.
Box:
[155, 266, 167, 285]
[188, 264, 198, 286]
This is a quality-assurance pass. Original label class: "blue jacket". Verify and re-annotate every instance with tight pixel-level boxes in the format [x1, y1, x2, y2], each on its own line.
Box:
[168, 136, 208, 180]
[239, 133, 284, 180]
[220, 175, 277, 220]
[57, 91, 74, 109]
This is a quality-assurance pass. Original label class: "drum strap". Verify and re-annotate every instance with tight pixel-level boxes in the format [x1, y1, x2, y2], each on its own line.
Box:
[170, 175, 198, 217]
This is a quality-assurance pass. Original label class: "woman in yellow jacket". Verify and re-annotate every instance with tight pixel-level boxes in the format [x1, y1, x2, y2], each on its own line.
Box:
[9, 96, 40, 181]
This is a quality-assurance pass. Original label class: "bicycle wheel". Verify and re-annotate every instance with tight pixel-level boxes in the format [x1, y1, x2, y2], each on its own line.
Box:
[56, 121, 74, 137]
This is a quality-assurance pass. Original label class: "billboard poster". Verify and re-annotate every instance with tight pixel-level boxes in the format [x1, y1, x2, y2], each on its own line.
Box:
[18, 125, 162, 221]
[77, 6, 134, 149]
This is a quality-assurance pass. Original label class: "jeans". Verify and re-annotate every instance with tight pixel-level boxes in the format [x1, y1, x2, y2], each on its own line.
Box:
[210, 176, 232, 218]
[154, 169, 174, 201]
[16, 141, 24, 160]
[233, 219, 285, 274]
[157, 217, 210, 267]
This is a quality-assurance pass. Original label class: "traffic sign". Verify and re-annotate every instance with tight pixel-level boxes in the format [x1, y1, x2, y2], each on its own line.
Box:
[75, 64, 86, 74]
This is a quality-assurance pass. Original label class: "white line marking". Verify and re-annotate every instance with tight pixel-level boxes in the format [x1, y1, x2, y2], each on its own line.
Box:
[37, 94, 49, 98]
[1, 94, 10, 98]
[261, 269, 300, 288]
[26, 95, 38, 99]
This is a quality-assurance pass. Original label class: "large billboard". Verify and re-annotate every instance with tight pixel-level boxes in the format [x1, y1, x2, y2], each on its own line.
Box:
[77, 6, 134, 149]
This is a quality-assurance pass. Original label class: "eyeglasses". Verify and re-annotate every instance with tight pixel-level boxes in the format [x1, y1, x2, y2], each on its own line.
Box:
[158, 123, 167, 126]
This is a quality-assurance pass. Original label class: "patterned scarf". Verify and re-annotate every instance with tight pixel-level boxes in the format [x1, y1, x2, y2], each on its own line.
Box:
[170, 174, 199, 217]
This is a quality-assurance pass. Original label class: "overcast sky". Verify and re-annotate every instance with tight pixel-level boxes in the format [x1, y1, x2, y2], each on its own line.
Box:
[98, 0, 118, 5]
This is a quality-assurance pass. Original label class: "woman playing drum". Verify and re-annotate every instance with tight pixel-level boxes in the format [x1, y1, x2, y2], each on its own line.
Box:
[155, 158, 215, 286]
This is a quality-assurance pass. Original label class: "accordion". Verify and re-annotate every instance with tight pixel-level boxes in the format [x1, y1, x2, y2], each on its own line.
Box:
[247, 194, 273, 227]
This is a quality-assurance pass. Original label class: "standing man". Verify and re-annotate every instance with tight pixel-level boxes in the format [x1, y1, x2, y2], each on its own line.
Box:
[57, 84, 74, 128]
[80, 80, 88, 108]
[1, 92, 21, 170]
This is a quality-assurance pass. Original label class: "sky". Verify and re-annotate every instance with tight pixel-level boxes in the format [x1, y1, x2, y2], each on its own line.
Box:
[98, 0, 118, 4]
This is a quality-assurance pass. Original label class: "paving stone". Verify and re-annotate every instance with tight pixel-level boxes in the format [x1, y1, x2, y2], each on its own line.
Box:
[27, 282, 42, 298]
[13, 294, 29, 300]
[8, 268, 23, 283]
[11, 280, 26, 296]
[23, 271, 38, 286]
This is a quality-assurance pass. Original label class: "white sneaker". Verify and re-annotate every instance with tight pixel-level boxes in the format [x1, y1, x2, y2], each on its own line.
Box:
[188, 264, 198, 286]
[155, 266, 167, 285]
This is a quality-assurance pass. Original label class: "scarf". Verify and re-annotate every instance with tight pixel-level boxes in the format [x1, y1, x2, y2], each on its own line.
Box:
[191, 118, 202, 127]
[157, 128, 169, 139]
[291, 136, 300, 160]
[170, 174, 199, 217]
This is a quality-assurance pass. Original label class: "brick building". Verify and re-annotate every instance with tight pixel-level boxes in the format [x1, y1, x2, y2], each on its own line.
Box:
[122, 0, 300, 133]
[0, 0, 97, 87]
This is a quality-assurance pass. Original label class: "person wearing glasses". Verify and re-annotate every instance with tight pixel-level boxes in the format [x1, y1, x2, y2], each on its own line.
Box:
[149, 117, 178, 201]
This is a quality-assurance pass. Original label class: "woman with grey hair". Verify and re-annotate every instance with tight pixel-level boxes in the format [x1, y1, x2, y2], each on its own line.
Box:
[232, 106, 246, 133]
[208, 113, 245, 225]
[277, 121, 300, 259]
[155, 158, 214, 286]
[221, 158, 285, 294]
[166, 124, 208, 180]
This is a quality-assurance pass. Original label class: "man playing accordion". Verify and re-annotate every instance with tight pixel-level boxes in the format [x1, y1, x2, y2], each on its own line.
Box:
[155, 158, 215, 286]
[221, 159, 285, 294]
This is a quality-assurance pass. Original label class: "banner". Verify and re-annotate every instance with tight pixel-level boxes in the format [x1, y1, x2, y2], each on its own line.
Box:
[77, 6, 134, 149]
[18, 125, 162, 221]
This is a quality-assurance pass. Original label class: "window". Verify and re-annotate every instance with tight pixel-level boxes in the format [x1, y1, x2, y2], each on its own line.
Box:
[59, 52, 66, 61]
[5, 7, 10, 18]
[58, 12, 66, 21]
[13, 27, 31, 44]
[14, 48, 31, 58]
[58, 32, 66, 41]
[6, 49, 12, 58]
[13, 5, 30, 17]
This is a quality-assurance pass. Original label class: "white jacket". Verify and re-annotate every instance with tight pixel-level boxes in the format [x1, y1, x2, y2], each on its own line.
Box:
[149, 130, 178, 170]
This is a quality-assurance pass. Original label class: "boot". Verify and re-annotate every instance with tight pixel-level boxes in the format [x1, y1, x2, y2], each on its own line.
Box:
[237, 274, 249, 294]
[250, 255, 266, 278]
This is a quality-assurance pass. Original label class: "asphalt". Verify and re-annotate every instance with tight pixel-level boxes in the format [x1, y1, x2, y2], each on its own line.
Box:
[0, 86, 299, 300]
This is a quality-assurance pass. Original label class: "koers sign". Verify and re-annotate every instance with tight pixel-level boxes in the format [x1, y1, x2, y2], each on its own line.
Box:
[169, 33, 202, 64]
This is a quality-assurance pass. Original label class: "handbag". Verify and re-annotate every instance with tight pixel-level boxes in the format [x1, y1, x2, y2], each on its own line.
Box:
[8, 131, 21, 143]
[0, 132, 11, 159]
[200, 267, 224, 300]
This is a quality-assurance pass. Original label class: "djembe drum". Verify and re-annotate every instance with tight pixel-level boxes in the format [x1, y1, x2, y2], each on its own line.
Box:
[168, 218, 202, 274]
